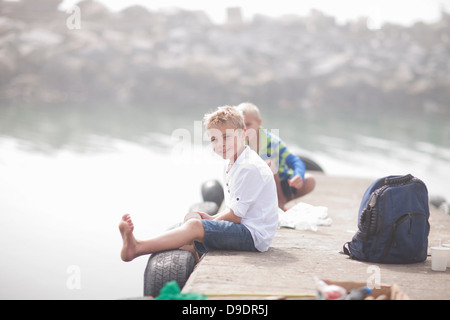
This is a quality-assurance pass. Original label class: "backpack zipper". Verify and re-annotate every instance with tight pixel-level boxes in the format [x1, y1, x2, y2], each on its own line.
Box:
[379, 212, 427, 262]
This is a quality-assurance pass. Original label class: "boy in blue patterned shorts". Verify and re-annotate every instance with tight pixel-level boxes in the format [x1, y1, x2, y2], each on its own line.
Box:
[119, 106, 279, 262]
[237, 102, 316, 210]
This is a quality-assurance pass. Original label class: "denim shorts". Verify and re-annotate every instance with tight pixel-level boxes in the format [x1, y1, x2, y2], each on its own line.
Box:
[194, 220, 258, 254]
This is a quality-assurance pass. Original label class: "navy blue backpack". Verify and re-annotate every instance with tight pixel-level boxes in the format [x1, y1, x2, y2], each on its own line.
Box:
[343, 174, 430, 264]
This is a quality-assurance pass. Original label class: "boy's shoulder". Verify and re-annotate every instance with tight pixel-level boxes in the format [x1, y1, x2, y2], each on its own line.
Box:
[236, 147, 273, 180]
[239, 146, 263, 165]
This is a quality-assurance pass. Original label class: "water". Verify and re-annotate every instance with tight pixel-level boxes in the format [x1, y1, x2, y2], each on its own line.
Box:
[0, 105, 449, 299]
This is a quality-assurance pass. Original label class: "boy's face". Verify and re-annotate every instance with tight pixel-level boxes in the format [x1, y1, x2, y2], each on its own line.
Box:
[207, 125, 246, 161]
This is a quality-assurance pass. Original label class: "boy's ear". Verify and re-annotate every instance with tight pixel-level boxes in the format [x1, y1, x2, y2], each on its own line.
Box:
[258, 119, 262, 126]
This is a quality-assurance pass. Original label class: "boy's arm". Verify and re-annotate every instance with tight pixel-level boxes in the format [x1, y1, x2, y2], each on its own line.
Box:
[285, 153, 306, 181]
[278, 136, 305, 181]
[265, 130, 305, 181]
[213, 209, 242, 224]
[195, 209, 242, 224]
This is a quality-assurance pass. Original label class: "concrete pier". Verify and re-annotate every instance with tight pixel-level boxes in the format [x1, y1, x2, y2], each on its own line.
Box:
[182, 174, 450, 299]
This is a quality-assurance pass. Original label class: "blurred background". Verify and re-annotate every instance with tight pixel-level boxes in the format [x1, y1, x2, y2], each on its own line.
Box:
[0, 0, 449, 299]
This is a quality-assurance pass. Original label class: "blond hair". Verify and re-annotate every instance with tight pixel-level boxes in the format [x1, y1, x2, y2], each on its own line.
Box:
[236, 102, 261, 121]
[203, 105, 245, 130]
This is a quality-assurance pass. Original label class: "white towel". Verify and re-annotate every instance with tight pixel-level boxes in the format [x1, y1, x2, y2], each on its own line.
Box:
[278, 202, 332, 231]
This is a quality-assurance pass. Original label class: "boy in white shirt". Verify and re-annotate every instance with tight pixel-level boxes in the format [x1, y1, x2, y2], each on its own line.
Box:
[119, 106, 279, 262]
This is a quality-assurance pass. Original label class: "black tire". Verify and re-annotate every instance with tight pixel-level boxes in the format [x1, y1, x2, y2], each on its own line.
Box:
[201, 180, 224, 207]
[429, 195, 447, 208]
[143, 249, 196, 297]
[297, 155, 324, 172]
[189, 201, 219, 216]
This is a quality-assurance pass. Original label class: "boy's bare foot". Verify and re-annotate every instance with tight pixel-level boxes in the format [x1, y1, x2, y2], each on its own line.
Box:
[119, 214, 138, 262]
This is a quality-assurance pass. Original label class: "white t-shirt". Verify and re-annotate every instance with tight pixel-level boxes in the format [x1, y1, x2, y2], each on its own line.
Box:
[224, 146, 279, 252]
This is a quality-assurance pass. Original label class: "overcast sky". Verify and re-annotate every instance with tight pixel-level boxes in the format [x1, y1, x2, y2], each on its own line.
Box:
[59, 0, 450, 26]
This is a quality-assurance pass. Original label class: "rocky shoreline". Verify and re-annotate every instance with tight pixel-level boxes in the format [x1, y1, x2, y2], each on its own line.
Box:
[1, 0, 449, 114]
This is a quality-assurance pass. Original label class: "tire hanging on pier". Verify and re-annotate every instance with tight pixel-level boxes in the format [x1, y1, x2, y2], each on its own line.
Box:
[201, 179, 224, 208]
[189, 201, 219, 216]
[143, 249, 196, 297]
[297, 155, 324, 173]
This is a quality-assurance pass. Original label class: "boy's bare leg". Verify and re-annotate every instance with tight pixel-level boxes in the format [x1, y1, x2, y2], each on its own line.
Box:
[119, 214, 205, 262]
[275, 174, 316, 209]
[274, 174, 288, 209]
[181, 211, 203, 262]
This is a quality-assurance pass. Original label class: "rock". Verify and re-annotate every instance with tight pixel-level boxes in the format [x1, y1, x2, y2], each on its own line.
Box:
[0, 0, 449, 114]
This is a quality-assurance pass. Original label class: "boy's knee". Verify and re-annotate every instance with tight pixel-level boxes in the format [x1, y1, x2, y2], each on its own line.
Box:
[184, 219, 204, 237]
[184, 211, 202, 222]
[305, 175, 316, 191]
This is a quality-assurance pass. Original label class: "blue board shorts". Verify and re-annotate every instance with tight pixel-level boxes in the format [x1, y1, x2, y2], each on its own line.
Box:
[194, 220, 258, 254]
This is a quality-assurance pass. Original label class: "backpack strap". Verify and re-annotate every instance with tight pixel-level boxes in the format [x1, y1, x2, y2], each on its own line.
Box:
[342, 242, 351, 257]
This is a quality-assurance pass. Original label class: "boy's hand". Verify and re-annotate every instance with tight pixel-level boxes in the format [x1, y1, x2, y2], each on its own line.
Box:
[288, 175, 304, 189]
[194, 211, 214, 220]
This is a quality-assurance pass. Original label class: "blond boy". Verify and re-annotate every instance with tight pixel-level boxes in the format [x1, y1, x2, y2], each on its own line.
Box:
[237, 102, 316, 209]
[119, 106, 279, 262]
